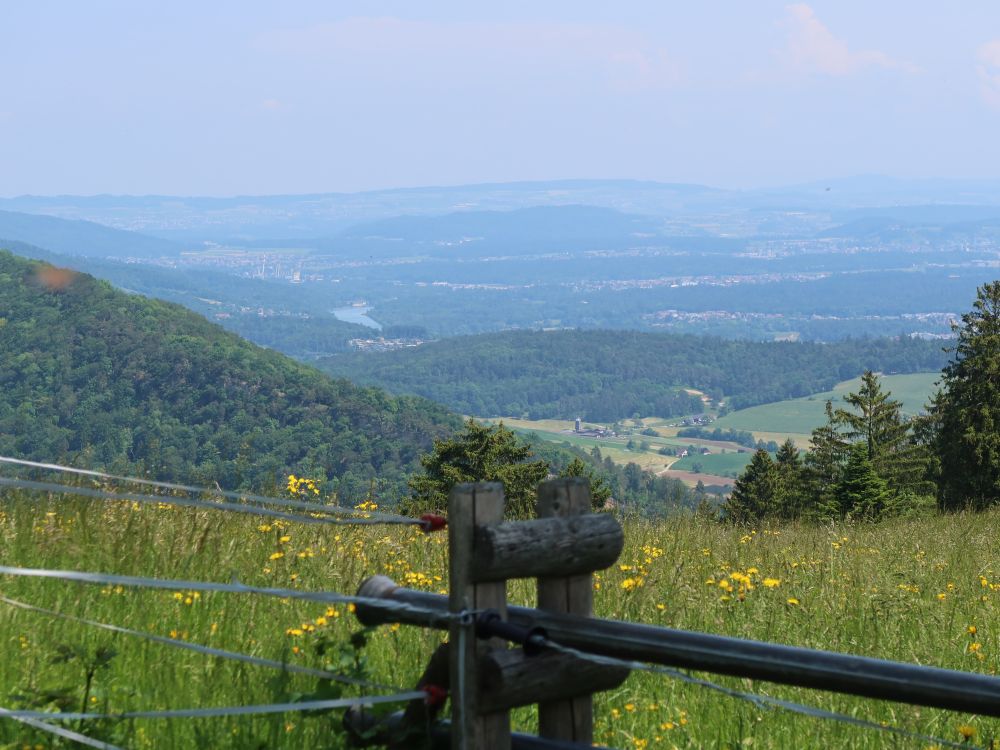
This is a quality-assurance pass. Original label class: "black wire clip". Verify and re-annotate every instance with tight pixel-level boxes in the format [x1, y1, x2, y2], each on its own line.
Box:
[474, 610, 548, 656]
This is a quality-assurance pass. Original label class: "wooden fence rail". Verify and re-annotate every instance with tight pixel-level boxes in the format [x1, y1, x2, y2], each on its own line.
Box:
[346, 478, 1000, 748]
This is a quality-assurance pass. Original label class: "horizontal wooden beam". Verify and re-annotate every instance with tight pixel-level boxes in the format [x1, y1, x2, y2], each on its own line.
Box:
[354, 578, 1000, 718]
[478, 648, 629, 713]
[471, 514, 623, 582]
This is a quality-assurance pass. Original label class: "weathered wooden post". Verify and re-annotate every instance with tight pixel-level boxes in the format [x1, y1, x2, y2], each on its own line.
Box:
[448, 482, 510, 750]
[352, 478, 627, 749]
[536, 478, 595, 744]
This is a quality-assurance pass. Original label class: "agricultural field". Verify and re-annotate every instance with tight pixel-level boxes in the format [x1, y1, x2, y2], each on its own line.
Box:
[670, 451, 755, 479]
[2, 488, 999, 748]
[714, 372, 941, 447]
[498, 418, 743, 487]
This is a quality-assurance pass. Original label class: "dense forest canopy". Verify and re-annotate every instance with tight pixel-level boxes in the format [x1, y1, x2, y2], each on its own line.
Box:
[0, 250, 460, 500]
[318, 330, 949, 421]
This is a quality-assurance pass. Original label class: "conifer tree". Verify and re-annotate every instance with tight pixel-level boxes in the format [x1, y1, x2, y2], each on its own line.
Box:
[837, 442, 892, 520]
[802, 401, 849, 519]
[834, 370, 926, 495]
[932, 280, 1000, 510]
[724, 448, 779, 525]
[558, 457, 613, 509]
[774, 438, 804, 519]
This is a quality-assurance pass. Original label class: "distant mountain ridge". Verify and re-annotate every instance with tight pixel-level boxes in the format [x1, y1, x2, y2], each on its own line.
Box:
[0, 249, 459, 498]
[5, 176, 1000, 244]
[0, 209, 183, 258]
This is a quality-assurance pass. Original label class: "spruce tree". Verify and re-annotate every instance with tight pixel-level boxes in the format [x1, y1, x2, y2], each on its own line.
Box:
[837, 442, 892, 520]
[834, 370, 926, 495]
[802, 401, 848, 519]
[774, 438, 804, 520]
[558, 457, 612, 510]
[932, 281, 1000, 510]
[724, 448, 779, 525]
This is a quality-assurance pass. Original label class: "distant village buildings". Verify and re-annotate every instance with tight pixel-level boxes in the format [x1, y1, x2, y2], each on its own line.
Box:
[571, 420, 617, 438]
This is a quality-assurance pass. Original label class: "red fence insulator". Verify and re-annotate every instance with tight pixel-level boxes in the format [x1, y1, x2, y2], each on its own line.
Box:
[419, 514, 447, 533]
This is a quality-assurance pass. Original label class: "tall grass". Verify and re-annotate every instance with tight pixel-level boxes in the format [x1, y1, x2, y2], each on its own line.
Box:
[1, 491, 998, 748]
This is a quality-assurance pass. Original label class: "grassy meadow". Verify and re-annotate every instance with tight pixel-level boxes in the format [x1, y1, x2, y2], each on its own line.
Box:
[2, 489, 999, 749]
[670, 452, 754, 478]
[714, 372, 941, 447]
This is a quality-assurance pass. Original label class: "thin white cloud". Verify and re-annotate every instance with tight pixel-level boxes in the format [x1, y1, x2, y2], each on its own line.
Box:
[257, 17, 682, 92]
[977, 40, 1000, 109]
[782, 4, 918, 76]
[261, 99, 282, 111]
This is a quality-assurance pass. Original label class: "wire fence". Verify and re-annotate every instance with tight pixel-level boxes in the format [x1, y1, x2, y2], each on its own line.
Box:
[0, 455, 436, 528]
[0, 709, 125, 750]
[0, 460, 460, 745]
[0, 565, 459, 627]
[0, 462, 993, 749]
[0, 693, 428, 722]
[0, 595, 384, 688]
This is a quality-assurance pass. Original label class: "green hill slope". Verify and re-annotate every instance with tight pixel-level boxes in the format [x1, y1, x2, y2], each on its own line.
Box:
[0, 209, 182, 258]
[714, 372, 940, 439]
[0, 250, 460, 499]
[4, 239, 372, 359]
[317, 330, 949, 421]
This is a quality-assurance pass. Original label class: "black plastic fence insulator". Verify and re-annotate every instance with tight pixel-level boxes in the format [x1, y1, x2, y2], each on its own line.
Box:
[356, 585, 1000, 718]
[475, 610, 548, 656]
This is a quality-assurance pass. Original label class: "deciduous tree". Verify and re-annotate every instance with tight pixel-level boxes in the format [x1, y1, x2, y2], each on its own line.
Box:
[406, 419, 549, 518]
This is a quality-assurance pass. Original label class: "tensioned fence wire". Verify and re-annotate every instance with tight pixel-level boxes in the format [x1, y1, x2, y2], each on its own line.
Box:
[0, 455, 432, 527]
[0, 709, 125, 750]
[0, 565, 459, 626]
[539, 637, 980, 750]
[0, 692, 427, 722]
[0, 476, 415, 527]
[0, 595, 388, 689]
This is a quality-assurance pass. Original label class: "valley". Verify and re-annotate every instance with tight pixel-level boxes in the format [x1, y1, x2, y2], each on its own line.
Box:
[500, 371, 942, 489]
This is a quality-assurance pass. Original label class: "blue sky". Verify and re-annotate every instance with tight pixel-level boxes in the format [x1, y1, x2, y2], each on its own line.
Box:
[2, 1, 999, 196]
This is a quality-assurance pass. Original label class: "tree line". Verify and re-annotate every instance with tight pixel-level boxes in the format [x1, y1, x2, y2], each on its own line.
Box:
[404, 419, 705, 520]
[724, 281, 1000, 523]
[319, 329, 950, 422]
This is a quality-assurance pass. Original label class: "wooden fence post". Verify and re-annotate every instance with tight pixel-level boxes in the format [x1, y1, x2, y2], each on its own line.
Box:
[536, 477, 596, 744]
[448, 482, 511, 750]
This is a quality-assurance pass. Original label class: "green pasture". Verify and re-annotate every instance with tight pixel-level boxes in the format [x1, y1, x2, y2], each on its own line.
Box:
[714, 372, 940, 442]
[670, 450, 756, 478]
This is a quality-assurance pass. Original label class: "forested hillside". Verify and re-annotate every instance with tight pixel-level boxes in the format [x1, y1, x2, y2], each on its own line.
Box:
[0, 250, 460, 498]
[317, 330, 950, 421]
[0, 210, 182, 257]
[4, 241, 371, 358]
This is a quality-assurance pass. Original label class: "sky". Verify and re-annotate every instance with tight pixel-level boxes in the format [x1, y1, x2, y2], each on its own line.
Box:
[2, 1, 999, 196]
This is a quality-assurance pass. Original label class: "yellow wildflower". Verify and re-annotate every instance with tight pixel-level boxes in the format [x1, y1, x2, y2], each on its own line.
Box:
[957, 724, 977, 740]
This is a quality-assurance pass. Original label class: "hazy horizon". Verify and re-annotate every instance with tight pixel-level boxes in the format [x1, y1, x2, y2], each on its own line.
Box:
[7, 173, 1000, 202]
